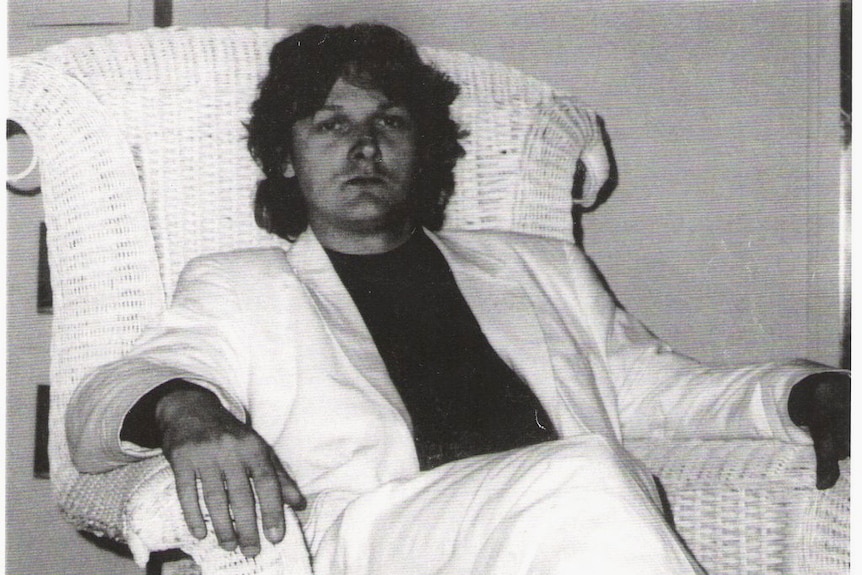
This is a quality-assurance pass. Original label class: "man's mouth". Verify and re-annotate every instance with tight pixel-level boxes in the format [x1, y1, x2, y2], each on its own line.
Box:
[345, 175, 387, 185]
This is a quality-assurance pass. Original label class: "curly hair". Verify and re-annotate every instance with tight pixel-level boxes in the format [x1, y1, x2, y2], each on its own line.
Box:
[246, 23, 466, 241]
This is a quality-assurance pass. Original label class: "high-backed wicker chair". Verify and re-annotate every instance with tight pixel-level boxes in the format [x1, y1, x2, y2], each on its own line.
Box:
[8, 27, 849, 575]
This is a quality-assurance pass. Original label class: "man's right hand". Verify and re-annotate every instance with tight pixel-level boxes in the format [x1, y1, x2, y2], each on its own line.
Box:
[154, 385, 306, 557]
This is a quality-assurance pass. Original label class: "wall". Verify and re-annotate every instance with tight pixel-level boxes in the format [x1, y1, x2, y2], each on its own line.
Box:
[7, 1, 844, 574]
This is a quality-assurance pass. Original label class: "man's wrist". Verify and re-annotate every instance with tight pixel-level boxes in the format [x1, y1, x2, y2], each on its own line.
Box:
[153, 379, 221, 428]
[121, 379, 218, 447]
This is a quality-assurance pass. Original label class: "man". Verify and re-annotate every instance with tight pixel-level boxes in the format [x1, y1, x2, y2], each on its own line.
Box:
[68, 23, 849, 574]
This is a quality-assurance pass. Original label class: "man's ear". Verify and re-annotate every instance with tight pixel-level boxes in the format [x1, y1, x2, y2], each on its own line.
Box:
[284, 161, 296, 178]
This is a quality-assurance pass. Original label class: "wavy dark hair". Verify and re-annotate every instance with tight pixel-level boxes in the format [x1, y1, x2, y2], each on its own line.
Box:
[246, 23, 466, 241]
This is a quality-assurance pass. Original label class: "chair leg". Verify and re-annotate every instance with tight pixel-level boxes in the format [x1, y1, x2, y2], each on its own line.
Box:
[147, 550, 201, 575]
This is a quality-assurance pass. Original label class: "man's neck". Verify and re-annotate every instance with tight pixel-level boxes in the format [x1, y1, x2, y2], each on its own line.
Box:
[310, 221, 416, 255]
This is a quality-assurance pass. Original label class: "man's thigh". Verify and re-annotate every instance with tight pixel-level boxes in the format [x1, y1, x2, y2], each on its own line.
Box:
[313, 435, 704, 575]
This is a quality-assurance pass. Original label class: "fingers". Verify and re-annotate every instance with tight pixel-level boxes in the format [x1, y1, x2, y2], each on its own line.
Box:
[814, 445, 840, 490]
[199, 470, 239, 552]
[174, 466, 207, 540]
[169, 444, 301, 556]
[792, 374, 850, 490]
[249, 464, 286, 545]
[272, 453, 307, 511]
[808, 375, 850, 490]
[248, 451, 307, 545]
[162, 410, 302, 557]
[811, 426, 841, 490]
[832, 398, 851, 461]
[224, 466, 261, 557]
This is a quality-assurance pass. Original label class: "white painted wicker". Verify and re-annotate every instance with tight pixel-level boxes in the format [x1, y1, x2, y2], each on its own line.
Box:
[8, 27, 848, 574]
[627, 440, 849, 575]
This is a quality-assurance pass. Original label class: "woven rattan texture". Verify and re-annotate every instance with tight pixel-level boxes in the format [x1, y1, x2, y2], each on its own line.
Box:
[9, 59, 168, 513]
[628, 440, 850, 575]
[9, 27, 848, 574]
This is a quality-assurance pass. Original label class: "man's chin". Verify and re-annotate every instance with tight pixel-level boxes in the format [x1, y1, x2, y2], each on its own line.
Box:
[343, 215, 410, 234]
[342, 203, 414, 232]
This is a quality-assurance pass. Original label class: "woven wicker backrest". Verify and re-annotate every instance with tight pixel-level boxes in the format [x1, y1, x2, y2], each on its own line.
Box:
[8, 27, 608, 507]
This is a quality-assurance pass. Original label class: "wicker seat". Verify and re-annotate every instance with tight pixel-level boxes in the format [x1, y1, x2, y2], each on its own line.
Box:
[8, 27, 848, 574]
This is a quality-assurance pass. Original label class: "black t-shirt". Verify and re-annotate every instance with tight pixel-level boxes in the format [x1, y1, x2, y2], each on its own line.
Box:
[326, 230, 558, 470]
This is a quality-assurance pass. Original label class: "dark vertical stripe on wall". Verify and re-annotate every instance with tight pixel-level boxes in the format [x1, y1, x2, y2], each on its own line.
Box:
[840, 0, 851, 120]
[840, 0, 851, 371]
[33, 385, 50, 479]
[37, 222, 52, 313]
[154, 0, 173, 27]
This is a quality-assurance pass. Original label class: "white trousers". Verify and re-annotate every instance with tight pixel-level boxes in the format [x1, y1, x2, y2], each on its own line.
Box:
[313, 435, 706, 575]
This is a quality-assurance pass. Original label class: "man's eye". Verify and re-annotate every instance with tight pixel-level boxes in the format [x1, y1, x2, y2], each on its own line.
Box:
[316, 118, 347, 133]
[377, 115, 408, 130]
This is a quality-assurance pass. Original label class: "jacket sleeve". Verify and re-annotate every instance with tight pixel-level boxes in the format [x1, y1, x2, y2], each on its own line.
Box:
[67, 255, 252, 473]
[562, 243, 844, 444]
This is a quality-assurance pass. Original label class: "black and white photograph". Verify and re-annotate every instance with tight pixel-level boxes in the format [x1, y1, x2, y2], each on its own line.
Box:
[7, 2, 850, 574]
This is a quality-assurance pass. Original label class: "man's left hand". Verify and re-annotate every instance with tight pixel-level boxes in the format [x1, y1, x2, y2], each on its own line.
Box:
[788, 372, 850, 489]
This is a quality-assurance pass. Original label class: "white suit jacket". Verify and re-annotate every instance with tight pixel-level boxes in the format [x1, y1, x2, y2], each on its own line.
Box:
[67, 229, 823, 549]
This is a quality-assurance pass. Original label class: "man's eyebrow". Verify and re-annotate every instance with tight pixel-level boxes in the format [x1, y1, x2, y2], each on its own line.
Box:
[314, 101, 406, 113]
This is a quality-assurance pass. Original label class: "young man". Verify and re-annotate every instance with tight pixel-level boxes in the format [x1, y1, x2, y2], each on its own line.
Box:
[68, 23, 849, 574]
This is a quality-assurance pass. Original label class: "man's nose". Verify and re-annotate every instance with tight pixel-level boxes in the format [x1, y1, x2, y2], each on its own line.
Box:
[350, 130, 381, 163]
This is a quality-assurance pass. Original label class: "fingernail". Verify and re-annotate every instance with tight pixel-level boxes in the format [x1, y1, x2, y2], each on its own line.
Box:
[266, 527, 283, 542]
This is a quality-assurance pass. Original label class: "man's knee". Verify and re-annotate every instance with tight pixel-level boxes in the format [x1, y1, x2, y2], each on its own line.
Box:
[547, 435, 628, 473]
[537, 435, 654, 498]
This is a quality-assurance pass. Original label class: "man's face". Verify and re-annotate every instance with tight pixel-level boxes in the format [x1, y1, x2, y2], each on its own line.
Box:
[289, 78, 418, 245]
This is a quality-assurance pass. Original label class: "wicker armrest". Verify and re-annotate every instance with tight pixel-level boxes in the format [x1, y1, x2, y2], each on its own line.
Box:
[626, 439, 850, 575]
[63, 456, 313, 574]
[60, 457, 169, 542]
[123, 457, 313, 574]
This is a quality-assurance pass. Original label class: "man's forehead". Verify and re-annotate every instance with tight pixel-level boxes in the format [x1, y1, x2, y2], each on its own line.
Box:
[319, 78, 403, 111]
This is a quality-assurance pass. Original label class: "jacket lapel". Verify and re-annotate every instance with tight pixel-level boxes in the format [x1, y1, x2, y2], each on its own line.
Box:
[427, 232, 567, 427]
[284, 231, 412, 427]
[429, 231, 612, 439]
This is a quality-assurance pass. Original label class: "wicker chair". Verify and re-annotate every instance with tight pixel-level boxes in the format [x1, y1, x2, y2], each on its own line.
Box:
[8, 27, 848, 575]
